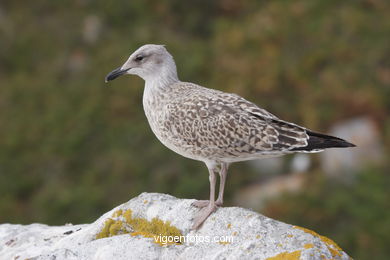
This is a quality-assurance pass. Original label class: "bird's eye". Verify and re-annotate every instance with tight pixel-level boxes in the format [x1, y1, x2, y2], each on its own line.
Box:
[135, 56, 143, 62]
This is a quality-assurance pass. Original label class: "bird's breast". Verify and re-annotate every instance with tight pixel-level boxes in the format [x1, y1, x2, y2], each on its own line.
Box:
[142, 93, 208, 161]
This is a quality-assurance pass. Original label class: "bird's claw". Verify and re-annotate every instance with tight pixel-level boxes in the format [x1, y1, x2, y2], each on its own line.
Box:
[192, 199, 223, 208]
[192, 203, 218, 230]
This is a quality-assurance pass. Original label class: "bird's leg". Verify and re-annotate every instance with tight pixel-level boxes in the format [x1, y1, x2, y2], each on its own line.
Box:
[192, 162, 229, 208]
[192, 166, 217, 229]
[215, 162, 229, 206]
[192, 163, 218, 208]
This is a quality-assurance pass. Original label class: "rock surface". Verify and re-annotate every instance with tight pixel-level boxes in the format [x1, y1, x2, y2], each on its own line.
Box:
[0, 193, 350, 260]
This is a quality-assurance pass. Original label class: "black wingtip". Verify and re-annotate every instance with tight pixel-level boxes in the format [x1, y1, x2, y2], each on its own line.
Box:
[335, 140, 356, 148]
[292, 130, 356, 152]
[343, 141, 356, 148]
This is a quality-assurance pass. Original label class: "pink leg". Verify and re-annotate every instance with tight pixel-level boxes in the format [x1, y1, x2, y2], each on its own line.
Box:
[216, 162, 229, 206]
[192, 165, 217, 229]
[192, 163, 229, 208]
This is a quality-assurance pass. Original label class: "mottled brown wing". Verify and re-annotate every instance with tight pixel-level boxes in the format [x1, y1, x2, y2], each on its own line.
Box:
[247, 112, 309, 151]
[165, 85, 309, 158]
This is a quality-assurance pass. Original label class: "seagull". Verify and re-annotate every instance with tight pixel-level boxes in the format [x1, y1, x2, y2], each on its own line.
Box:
[105, 44, 355, 229]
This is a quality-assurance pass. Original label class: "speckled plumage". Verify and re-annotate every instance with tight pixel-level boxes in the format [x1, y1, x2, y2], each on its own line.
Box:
[143, 81, 309, 164]
[106, 44, 355, 230]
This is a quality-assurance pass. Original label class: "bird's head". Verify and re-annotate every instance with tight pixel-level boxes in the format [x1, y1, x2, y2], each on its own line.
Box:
[105, 44, 178, 83]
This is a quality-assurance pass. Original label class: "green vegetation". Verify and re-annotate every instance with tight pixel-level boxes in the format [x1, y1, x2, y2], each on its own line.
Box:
[0, 1, 389, 259]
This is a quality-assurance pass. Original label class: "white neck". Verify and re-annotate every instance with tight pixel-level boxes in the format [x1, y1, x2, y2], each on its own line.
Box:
[144, 59, 179, 92]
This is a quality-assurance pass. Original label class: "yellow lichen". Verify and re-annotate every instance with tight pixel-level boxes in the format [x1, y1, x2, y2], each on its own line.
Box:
[287, 234, 293, 238]
[266, 250, 302, 260]
[112, 209, 123, 218]
[95, 208, 182, 246]
[256, 235, 261, 239]
[232, 231, 238, 236]
[123, 209, 133, 222]
[328, 247, 342, 258]
[227, 223, 232, 229]
[218, 241, 231, 245]
[304, 243, 314, 249]
[143, 200, 148, 204]
[96, 218, 115, 239]
[294, 226, 343, 257]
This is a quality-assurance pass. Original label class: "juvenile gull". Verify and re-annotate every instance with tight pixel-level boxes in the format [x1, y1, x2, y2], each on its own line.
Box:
[105, 44, 355, 229]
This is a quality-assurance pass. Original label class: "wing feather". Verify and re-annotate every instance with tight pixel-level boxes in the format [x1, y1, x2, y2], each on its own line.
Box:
[165, 83, 310, 159]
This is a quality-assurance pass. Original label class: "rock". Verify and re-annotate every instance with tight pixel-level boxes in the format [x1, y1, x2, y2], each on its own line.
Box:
[0, 193, 350, 260]
[320, 117, 384, 177]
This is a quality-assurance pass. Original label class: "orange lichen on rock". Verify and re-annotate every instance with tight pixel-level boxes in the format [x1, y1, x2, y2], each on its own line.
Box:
[304, 243, 314, 249]
[266, 250, 302, 260]
[294, 226, 343, 257]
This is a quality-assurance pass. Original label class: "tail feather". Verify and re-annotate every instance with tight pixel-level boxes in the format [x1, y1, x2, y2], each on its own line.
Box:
[291, 130, 356, 152]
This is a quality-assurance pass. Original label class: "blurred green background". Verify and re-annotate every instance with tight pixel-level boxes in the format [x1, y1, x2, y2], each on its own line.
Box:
[0, 0, 389, 259]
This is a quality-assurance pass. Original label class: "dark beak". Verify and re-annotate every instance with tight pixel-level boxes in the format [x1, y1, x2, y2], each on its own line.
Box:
[105, 67, 130, 83]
